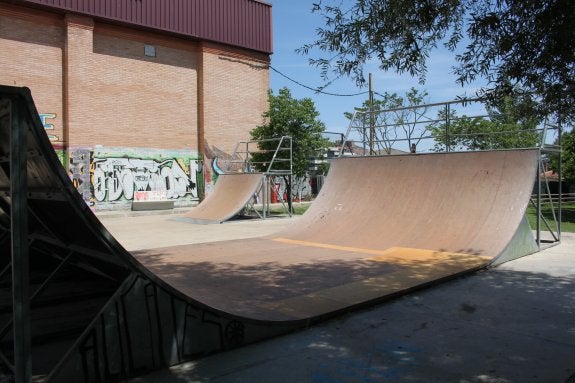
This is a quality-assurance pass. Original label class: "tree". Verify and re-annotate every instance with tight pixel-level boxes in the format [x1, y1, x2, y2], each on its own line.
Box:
[548, 129, 575, 188]
[299, 0, 575, 122]
[561, 130, 575, 187]
[250, 88, 329, 206]
[251, 87, 329, 177]
[429, 93, 542, 151]
[344, 88, 430, 153]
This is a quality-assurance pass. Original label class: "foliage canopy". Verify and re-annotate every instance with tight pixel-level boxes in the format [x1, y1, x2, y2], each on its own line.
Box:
[250, 87, 329, 178]
[430, 93, 542, 151]
[549, 129, 575, 187]
[561, 130, 575, 186]
[344, 88, 430, 153]
[299, 0, 575, 122]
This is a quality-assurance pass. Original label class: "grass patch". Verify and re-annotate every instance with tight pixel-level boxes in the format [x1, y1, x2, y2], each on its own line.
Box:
[526, 202, 575, 233]
[253, 202, 312, 216]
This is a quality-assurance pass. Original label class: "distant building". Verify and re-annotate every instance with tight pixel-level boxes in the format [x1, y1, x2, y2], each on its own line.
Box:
[0, 0, 272, 209]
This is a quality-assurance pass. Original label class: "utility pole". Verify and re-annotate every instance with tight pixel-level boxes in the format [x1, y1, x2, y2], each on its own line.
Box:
[369, 73, 375, 155]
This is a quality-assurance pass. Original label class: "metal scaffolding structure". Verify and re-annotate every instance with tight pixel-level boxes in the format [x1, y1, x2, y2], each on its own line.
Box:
[226, 136, 293, 218]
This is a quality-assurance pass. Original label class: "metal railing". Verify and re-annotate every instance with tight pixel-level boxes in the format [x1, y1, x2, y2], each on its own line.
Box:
[223, 136, 293, 219]
[338, 98, 561, 156]
[227, 136, 292, 175]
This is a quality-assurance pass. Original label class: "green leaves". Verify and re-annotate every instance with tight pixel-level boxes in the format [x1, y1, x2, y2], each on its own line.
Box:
[300, 0, 575, 123]
[430, 93, 542, 152]
[251, 88, 329, 178]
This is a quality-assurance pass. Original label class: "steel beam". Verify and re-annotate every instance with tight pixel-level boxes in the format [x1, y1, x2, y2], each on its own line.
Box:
[10, 97, 32, 383]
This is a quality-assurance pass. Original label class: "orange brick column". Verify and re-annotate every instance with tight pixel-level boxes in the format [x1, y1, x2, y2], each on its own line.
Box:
[63, 14, 94, 151]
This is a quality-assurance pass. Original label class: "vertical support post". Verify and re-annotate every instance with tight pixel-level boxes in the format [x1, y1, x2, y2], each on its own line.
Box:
[262, 176, 268, 219]
[245, 141, 249, 171]
[368, 73, 374, 155]
[287, 175, 293, 215]
[557, 118, 562, 240]
[536, 150, 541, 249]
[445, 104, 451, 152]
[10, 98, 32, 382]
[197, 43, 206, 201]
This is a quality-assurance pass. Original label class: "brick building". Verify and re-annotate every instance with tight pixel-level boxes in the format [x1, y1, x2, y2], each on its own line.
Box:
[0, 0, 272, 209]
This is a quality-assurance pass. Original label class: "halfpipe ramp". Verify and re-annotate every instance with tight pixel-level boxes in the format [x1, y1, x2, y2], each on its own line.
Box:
[0, 86, 538, 382]
[182, 172, 264, 224]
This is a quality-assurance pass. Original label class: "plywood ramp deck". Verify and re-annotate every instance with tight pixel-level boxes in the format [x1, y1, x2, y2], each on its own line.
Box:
[182, 172, 263, 224]
[133, 150, 538, 320]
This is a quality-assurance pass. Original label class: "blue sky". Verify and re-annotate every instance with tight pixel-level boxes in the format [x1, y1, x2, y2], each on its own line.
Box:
[267, 1, 487, 136]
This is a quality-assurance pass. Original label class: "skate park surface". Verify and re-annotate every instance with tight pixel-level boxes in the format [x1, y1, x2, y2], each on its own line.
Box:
[96, 211, 575, 383]
[104, 150, 538, 322]
[3, 86, 573, 382]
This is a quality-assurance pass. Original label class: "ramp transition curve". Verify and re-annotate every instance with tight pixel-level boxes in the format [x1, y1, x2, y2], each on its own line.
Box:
[0, 86, 538, 382]
[182, 172, 264, 224]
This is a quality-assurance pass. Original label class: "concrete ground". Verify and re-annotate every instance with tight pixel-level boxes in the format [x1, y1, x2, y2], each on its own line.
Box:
[97, 210, 575, 383]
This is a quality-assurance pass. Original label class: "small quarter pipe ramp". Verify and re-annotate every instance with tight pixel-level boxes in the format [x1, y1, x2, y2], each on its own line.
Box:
[182, 172, 264, 224]
[0, 86, 538, 382]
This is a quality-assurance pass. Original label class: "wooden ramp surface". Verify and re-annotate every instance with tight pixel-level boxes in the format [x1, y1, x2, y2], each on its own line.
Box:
[182, 173, 263, 224]
[134, 150, 538, 320]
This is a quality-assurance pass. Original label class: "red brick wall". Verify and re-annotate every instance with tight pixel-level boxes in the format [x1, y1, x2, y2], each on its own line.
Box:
[202, 44, 270, 154]
[0, 3, 270, 155]
[65, 19, 200, 149]
[0, 3, 65, 145]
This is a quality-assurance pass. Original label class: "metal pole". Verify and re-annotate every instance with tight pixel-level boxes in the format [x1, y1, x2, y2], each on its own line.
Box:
[262, 176, 268, 219]
[10, 98, 32, 382]
[445, 104, 451, 152]
[557, 118, 562, 240]
[369, 73, 374, 155]
[536, 150, 541, 249]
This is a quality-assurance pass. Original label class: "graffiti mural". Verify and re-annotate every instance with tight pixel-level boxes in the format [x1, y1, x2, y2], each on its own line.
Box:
[90, 147, 200, 209]
[56, 146, 202, 210]
[93, 157, 196, 201]
[69, 148, 93, 206]
[39, 112, 59, 142]
[272, 175, 312, 202]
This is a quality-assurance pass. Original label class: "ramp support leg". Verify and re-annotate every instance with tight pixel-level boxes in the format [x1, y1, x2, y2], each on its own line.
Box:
[10, 98, 32, 383]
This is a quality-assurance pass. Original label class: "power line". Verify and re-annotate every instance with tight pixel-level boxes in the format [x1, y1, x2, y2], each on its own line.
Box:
[269, 66, 370, 97]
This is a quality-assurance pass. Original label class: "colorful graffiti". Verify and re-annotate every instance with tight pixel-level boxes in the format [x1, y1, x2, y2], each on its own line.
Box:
[65, 146, 201, 210]
[39, 113, 59, 141]
[93, 157, 194, 202]
[92, 147, 200, 209]
[69, 148, 93, 206]
[272, 175, 312, 202]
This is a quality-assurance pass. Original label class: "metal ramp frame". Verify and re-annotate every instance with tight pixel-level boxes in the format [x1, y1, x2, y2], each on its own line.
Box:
[532, 120, 564, 248]
[226, 136, 294, 219]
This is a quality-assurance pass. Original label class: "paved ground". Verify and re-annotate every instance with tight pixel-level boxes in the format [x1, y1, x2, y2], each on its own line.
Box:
[98, 207, 298, 250]
[98, 211, 575, 383]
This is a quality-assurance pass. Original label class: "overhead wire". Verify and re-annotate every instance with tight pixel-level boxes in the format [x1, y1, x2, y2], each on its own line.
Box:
[269, 66, 370, 97]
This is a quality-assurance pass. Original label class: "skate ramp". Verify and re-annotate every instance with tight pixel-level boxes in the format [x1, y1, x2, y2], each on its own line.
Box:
[133, 149, 538, 320]
[0, 86, 538, 382]
[182, 173, 263, 224]
[279, 151, 537, 257]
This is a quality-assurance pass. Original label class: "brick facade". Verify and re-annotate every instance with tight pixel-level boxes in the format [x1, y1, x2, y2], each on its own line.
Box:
[0, 4, 64, 144]
[0, 2, 269, 153]
[202, 44, 269, 154]
[0, 2, 271, 209]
